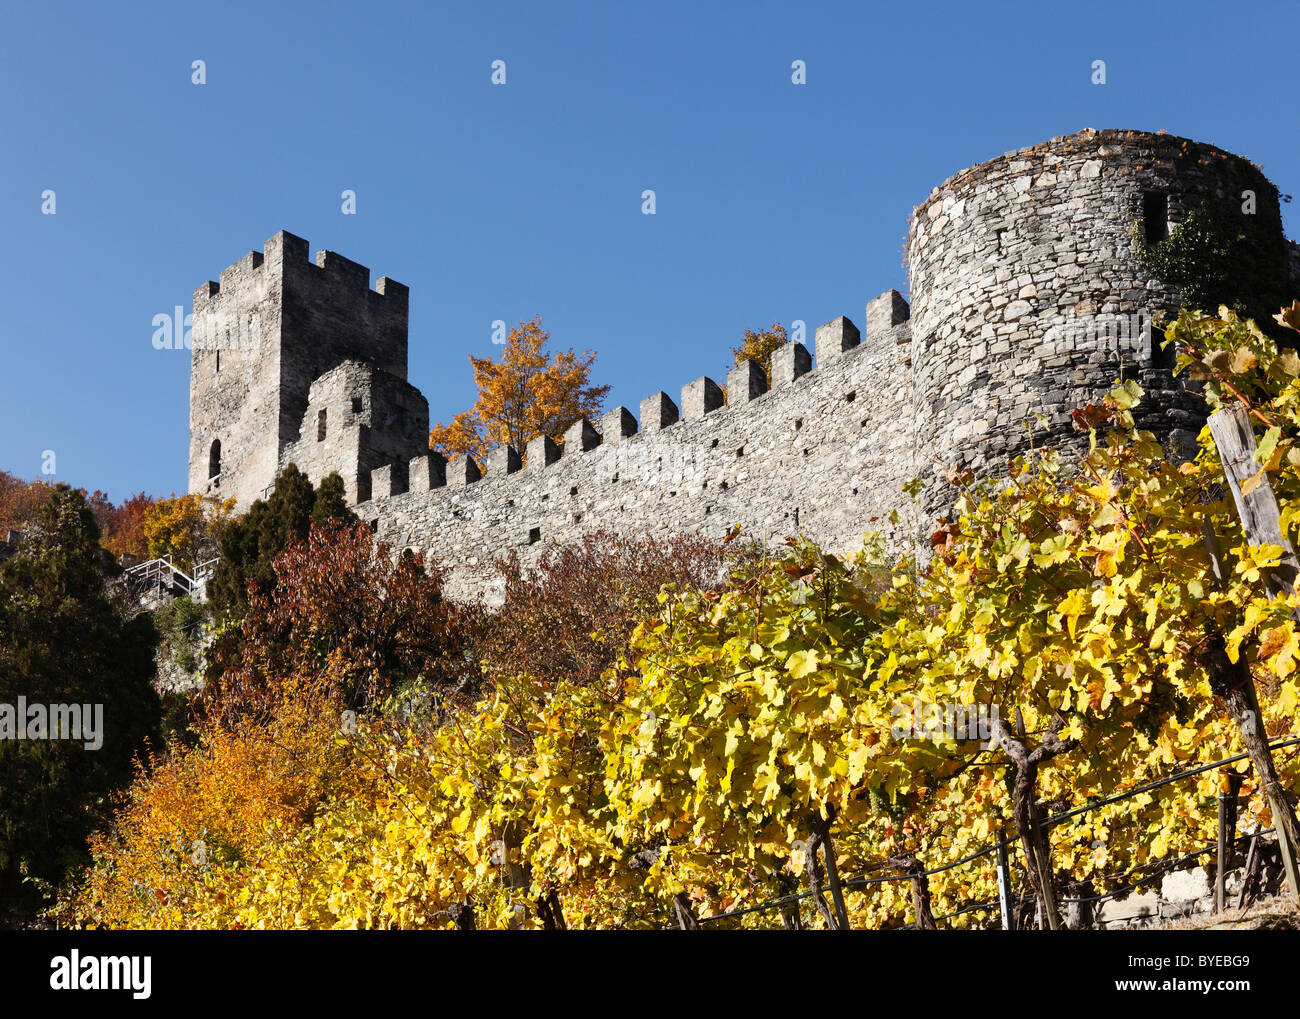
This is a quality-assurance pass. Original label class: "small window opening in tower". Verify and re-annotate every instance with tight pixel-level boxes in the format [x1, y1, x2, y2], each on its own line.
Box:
[996, 228, 1007, 253]
[1143, 192, 1169, 245]
[215, 350, 220, 373]
[208, 439, 221, 479]
[528, 527, 541, 545]
[317, 408, 327, 441]
[351, 396, 362, 414]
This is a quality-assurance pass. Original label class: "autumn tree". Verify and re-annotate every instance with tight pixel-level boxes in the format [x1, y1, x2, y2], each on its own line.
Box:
[200, 520, 470, 727]
[482, 529, 742, 688]
[0, 486, 160, 924]
[97, 491, 156, 561]
[728, 322, 788, 386]
[0, 472, 56, 535]
[141, 492, 234, 574]
[0, 475, 156, 561]
[429, 316, 610, 462]
[61, 678, 345, 930]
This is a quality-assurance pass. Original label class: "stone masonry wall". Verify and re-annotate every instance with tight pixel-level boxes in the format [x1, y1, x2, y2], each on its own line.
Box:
[358, 294, 919, 602]
[190, 243, 282, 506]
[279, 360, 429, 505]
[277, 237, 410, 452]
[908, 129, 1284, 518]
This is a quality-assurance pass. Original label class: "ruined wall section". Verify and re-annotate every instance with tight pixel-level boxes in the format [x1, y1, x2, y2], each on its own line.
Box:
[279, 360, 429, 505]
[277, 238, 410, 453]
[356, 292, 919, 602]
[907, 129, 1282, 517]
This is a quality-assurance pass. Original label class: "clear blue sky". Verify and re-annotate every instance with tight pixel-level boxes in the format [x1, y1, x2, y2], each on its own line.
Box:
[2, 0, 1297, 502]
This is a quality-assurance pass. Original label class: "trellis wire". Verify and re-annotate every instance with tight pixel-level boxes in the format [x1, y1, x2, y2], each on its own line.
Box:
[680, 734, 1300, 929]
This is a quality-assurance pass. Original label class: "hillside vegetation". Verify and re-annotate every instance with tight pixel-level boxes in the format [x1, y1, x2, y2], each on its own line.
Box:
[33, 305, 1300, 929]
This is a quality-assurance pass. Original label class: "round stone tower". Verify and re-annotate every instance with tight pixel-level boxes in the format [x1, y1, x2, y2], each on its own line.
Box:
[907, 128, 1288, 516]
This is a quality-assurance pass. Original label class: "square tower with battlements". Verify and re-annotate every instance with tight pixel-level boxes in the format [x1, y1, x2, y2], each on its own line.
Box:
[188, 230, 429, 510]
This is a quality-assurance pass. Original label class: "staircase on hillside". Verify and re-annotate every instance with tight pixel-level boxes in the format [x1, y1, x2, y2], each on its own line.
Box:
[123, 554, 218, 606]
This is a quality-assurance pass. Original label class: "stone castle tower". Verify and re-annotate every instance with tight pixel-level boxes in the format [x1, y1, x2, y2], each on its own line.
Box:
[188, 231, 428, 509]
[907, 128, 1289, 516]
[188, 129, 1298, 600]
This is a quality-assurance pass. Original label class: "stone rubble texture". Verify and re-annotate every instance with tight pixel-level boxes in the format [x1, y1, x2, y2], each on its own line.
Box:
[189, 129, 1299, 602]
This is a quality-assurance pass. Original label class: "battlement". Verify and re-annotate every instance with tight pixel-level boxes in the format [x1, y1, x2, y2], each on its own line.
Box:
[193, 231, 409, 314]
[313, 249, 371, 290]
[359, 290, 909, 504]
[353, 293, 916, 601]
[217, 250, 263, 291]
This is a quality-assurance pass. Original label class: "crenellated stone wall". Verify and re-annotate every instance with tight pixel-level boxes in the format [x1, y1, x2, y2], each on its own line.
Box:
[278, 360, 429, 506]
[357, 296, 918, 601]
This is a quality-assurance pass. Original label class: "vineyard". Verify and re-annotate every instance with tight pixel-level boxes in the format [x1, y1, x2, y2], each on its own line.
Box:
[57, 305, 1300, 930]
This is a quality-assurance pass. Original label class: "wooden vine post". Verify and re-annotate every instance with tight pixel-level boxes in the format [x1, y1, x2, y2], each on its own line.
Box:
[1207, 404, 1300, 898]
[1208, 404, 1300, 593]
[1238, 834, 1263, 910]
[821, 832, 851, 931]
[672, 892, 701, 930]
[1215, 770, 1244, 913]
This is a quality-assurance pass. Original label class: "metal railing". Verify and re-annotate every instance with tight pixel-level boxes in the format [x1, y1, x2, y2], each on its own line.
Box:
[123, 554, 218, 597]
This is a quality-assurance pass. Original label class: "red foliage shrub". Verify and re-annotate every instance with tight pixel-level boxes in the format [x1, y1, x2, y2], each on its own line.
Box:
[200, 521, 471, 727]
[480, 529, 745, 688]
